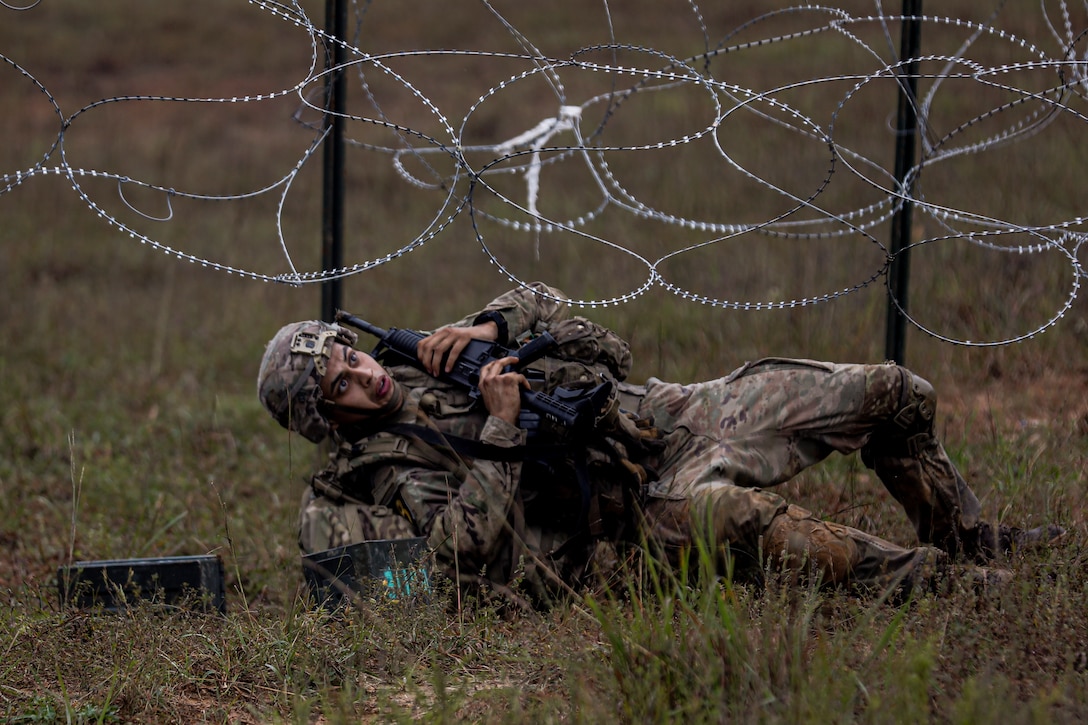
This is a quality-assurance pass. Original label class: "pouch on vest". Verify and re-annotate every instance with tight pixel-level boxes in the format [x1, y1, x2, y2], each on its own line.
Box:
[314, 432, 468, 505]
[535, 316, 632, 382]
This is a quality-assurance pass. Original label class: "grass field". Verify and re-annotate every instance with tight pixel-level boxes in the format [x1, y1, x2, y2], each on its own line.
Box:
[2, 1, 1087, 722]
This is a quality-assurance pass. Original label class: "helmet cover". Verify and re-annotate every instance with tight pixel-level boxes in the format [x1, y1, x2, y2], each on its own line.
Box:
[257, 320, 358, 442]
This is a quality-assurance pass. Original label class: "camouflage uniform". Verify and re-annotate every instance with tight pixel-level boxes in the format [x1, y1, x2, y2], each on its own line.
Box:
[273, 283, 1001, 605]
[628, 358, 977, 593]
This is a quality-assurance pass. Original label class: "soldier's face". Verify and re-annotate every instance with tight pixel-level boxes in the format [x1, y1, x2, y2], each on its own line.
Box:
[319, 342, 395, 424]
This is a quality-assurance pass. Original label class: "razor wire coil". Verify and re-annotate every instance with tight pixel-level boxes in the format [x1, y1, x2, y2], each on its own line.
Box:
[1, 0, 1086, 345]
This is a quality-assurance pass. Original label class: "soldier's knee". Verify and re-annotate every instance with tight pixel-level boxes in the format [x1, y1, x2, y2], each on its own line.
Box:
[898, 369, 937, 434]
[862, 366, 938, 464]
[876, 365, 937, 433]
[763, 505, 859, 586]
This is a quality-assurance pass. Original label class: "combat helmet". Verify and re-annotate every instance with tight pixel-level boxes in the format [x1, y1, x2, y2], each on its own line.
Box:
[257, 320, 358, 442]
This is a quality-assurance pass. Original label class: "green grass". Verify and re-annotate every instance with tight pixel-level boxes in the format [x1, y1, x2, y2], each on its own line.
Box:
[2, 0, 1088, 722]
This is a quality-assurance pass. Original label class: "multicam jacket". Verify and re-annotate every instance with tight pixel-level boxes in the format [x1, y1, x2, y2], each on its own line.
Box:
[309, 283, 649, 605]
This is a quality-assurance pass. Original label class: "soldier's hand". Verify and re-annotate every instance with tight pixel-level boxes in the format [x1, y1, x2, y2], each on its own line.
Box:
[416, 322, 497, 376]
[478, 356, 527, 425]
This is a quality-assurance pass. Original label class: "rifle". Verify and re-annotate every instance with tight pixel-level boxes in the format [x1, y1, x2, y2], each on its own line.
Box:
[334, 311, 613, 441]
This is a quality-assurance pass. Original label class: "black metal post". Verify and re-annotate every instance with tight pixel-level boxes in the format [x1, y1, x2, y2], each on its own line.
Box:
[321, 0, 347, 323]
[884, 0, 923, 364]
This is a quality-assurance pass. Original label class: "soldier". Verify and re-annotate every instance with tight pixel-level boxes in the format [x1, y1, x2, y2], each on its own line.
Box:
[257, 282, 1063, 607]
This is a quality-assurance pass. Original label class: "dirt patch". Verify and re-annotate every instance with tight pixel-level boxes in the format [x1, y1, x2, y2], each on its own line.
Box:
[941, 369, 1088, 441]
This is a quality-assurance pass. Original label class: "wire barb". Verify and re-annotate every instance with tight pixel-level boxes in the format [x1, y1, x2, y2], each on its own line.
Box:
[2, 1, 1086, 346]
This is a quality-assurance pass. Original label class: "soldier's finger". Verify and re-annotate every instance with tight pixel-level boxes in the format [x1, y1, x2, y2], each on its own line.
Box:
[446, 335, 470, 372]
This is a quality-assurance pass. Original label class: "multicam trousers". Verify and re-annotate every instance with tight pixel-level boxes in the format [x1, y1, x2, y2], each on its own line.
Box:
[629, 358, 983, 593]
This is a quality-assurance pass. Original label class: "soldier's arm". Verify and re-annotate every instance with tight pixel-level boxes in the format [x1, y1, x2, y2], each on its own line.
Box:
[450, 281, 571, 346]
[418, 281, 569, 375]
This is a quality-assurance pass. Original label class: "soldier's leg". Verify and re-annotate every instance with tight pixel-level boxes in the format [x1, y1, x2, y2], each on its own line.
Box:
[639, 361, 1060, 566]
[643, 482, 946, 594]
[856, 364, 989, 557]
[640, 359, 925, 495]
[855, 365, 1065, 561]
[763, 503, 949, 593]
